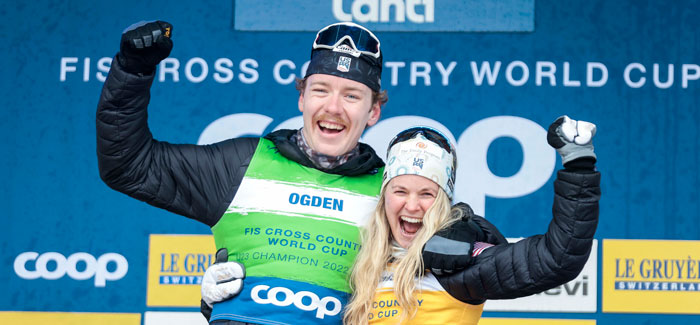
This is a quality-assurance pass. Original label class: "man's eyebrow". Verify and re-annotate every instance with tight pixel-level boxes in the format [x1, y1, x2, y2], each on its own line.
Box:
[343, 86, 365, 92]
[308, 81, 365, 92]
[308, 80, 330, 87]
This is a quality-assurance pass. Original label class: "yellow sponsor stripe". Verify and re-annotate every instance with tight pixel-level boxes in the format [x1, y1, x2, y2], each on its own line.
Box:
[480, 318, 595, 325]
[0, 312, 141, 325]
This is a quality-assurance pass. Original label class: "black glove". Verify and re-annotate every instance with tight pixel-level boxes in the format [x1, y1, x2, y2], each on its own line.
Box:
[200, 248, 230, 322]
[117, 20, 173, 75]
[422, 203, 487, 275]
[469, 214, 507, 247]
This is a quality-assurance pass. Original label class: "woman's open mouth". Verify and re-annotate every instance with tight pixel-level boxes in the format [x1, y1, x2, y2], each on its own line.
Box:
[400, 216, 423, 236]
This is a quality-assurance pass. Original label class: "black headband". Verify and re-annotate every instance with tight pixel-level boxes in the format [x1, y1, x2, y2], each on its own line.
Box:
[304, 49, 382, 92]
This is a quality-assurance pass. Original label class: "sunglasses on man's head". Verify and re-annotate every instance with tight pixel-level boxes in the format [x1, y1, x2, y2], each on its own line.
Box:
[389, 127, 454, 155]
[313, 22, 381, 58]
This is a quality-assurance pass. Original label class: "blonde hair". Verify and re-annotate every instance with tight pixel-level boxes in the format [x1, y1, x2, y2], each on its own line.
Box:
[343, 185, 462, 324]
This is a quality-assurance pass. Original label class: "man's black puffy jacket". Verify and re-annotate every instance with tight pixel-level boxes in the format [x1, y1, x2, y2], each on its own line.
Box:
[438, 169, 601, 305]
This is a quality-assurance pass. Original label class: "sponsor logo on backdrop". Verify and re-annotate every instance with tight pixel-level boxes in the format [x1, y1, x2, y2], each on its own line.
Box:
[233, 0, 533, 32]
[484, 239, 597, 312]
[147, 235, 216, 307]
[331, 0, 434, 24]
[603, 239, 700, 314]
[60, 57, 700, 90]
[13, 251, 128, 287]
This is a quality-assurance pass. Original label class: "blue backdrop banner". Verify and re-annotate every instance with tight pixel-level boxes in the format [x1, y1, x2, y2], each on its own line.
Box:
[1, 0, 699, 324]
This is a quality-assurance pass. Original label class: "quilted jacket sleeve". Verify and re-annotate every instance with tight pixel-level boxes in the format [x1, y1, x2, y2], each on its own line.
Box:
[437, 169, 601, 304]
[96, 57, 257, 227]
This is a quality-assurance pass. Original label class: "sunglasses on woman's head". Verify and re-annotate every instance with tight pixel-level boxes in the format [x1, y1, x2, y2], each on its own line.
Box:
[388, 127, 454, 155]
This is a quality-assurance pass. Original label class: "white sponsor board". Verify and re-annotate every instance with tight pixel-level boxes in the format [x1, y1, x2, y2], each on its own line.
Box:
[484, 239, 598, 313]
[144, 312, 208, 325]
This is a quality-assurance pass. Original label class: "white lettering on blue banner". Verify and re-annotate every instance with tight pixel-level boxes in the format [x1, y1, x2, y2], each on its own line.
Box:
[234, 0, 534, 32]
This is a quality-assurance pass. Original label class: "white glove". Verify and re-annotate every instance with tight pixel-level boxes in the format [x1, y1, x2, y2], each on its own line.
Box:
[201, 249, 245, 308]
[547, 115, 597, 164]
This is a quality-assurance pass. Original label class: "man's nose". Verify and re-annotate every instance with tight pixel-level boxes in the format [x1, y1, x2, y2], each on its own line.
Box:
[324, 93, 343, 114]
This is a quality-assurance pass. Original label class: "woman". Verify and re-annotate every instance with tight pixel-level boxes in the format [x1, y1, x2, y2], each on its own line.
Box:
[344, 118, 600, 324]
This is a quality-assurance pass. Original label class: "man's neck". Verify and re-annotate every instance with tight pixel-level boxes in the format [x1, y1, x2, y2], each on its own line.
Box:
[295, 128, 360, 170]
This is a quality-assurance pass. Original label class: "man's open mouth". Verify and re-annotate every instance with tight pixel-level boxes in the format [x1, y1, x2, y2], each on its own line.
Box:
[318, 121, 345, 134]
